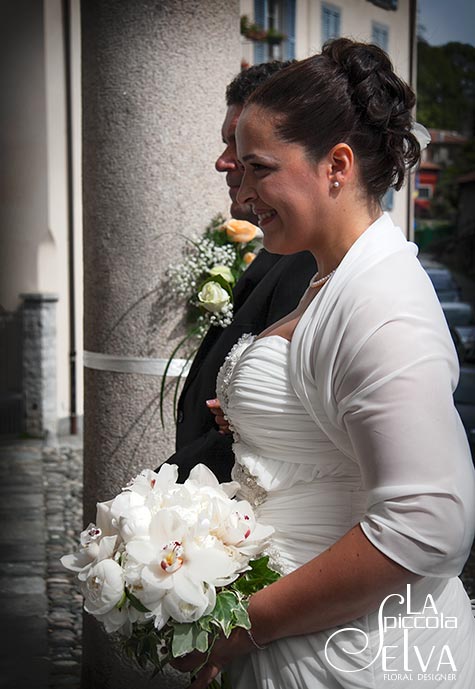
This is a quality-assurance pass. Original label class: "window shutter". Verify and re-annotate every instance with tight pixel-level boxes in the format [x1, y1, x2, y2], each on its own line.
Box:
[372, 22, 389, 51]
[254, 0, 267, 63]
[322, 4, 341, 45]
[284, 0, 296, 60]
[382, 188, 394, 211]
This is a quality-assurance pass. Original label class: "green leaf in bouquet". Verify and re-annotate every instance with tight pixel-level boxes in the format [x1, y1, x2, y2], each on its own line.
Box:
[115, 590, 127, 611]
[172, 622, 209, 657]
[210, 590, 241, 638]
[198, 614, 213, 633]
[205, 214, 228, 245]
[232, 599, 251, 630]
[125, 588, 150, 613]
[232, 556, 280, 597]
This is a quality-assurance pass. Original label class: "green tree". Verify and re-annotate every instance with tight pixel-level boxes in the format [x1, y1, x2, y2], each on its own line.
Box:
[417, 40, 475, 136]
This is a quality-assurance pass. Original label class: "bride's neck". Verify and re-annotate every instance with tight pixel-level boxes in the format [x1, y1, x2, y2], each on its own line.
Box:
[311, 203, 382, 277]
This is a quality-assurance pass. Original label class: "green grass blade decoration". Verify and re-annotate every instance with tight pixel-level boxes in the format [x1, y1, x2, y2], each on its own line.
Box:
[172, 345, 200, 424]
[159, 328, 200, 428]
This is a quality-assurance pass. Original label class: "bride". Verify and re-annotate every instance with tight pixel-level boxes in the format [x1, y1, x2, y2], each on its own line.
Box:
[177, 38, 475, 688]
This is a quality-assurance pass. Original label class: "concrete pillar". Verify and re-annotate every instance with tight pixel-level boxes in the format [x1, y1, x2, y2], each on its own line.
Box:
[21, 293, 59, 439]
[81, 1, 240, 686]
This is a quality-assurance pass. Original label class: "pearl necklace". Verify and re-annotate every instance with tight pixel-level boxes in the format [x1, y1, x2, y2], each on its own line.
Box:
[310, 269, 336, 288]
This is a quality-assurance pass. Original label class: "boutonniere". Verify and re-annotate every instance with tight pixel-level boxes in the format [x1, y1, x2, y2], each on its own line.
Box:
[161, 215, 262, 425]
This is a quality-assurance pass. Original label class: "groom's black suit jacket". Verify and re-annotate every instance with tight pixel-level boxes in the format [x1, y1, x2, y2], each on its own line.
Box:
[166, 249, 317, 483]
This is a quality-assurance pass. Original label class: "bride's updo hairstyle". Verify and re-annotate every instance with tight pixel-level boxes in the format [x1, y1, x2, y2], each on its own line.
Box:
[246, 38, 420, 201]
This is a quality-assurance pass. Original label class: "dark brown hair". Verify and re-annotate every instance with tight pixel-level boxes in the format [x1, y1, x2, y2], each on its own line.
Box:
[246, 38, 420, 200]
[226, 60, 295, 107]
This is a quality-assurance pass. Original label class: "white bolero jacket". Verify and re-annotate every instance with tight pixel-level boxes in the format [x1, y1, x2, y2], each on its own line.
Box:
[290, 213, 475, 578]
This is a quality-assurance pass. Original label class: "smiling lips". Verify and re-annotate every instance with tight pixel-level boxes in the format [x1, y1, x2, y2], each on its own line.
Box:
[226, 173, 277, 227]
[255, 209, 277, 227]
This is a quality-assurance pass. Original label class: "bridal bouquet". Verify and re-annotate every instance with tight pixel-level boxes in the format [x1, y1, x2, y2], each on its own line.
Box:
[61, 463, 277, 681]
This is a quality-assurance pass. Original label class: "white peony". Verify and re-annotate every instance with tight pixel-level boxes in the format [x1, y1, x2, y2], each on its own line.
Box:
[81, 559, 125, 616]
[117, 504, 152, 543]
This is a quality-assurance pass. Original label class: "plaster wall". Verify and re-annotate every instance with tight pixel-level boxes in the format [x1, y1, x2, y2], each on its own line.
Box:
[0, 1, 49, 309]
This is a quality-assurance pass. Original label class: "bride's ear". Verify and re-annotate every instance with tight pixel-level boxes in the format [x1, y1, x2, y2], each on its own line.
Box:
[327, 143, 354, 190]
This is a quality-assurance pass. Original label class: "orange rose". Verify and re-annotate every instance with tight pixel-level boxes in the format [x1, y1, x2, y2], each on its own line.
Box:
[224, 219, 259, 243]
[243, 251, 256, 265]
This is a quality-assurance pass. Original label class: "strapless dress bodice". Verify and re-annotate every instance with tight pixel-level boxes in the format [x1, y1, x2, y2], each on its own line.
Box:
[216, 333, 361, 499]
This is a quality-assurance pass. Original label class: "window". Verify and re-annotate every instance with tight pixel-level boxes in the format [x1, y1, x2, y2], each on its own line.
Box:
[321, 3, 341, 44]
[417, 186, 432, 200]
[372, 21, 389, 51]
[366, 0, 398, 10]
[381, 188, 394, 211]
[253, 0, 296, 63]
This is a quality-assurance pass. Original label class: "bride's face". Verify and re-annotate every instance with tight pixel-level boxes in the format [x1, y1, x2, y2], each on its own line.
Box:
[236, 105, 331, 256]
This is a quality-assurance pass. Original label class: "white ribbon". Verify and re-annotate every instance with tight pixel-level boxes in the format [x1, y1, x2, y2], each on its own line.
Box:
[83, 351, 191, 377]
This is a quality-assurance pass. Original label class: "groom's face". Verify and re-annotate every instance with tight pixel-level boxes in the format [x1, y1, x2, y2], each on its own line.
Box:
[215, 104, 256, 222]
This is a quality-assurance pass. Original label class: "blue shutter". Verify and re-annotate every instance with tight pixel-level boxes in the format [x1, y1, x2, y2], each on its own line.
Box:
[283, 0, 296, 60]
[367, 0, 398, 10]
[382, 188, 394, 211]
[254, 0, 267, 63]
[372, 22, 389, 51]
[322, 4, 341, 45]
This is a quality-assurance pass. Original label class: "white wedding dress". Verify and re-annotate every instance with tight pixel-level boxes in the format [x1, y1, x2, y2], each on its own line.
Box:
[217, 335, 474, 689]
[215, 215, 475, 689]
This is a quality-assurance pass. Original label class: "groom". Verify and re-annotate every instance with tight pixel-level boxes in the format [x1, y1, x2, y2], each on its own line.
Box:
[165, 62, 317, 482]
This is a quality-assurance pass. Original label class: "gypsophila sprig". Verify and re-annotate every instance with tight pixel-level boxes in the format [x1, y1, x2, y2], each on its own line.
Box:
[61, 463, 279, 688]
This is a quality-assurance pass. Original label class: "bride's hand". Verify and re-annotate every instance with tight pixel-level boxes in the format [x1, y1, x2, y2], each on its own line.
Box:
[173, 627, 254, 689]
[206, 398, 231, 434]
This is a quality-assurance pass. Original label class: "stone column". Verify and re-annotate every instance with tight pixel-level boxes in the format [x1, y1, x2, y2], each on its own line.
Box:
[21, 293, 59, 439]
[81, 1, 240, 686]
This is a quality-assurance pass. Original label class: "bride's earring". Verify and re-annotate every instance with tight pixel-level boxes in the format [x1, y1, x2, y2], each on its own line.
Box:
[332, 181, 340, 188]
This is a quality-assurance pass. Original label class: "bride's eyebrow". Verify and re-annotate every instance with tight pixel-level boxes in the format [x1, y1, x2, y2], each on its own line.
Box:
[241, 153, 276, 163]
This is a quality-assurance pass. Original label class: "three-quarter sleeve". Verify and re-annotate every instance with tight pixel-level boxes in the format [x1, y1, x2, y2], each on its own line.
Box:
[332, 264, 475, 577]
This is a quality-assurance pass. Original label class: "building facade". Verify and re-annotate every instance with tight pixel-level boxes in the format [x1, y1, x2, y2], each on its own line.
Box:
[240, 0, 417, 234]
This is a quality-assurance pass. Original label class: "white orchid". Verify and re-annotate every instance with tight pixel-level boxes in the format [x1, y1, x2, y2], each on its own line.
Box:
[126, 504, 238, 629]
[60, 523, 118, 582]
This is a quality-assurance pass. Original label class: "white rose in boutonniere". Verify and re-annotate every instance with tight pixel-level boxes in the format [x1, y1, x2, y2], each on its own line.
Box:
[198, 280, 231, 313]
[209, 264, 235, 285]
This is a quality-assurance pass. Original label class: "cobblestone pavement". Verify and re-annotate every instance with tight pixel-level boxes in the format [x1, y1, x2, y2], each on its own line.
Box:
[1, 437, 475, 689]
[43, 442, 83, 689]
[0, 438, 83, 689]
